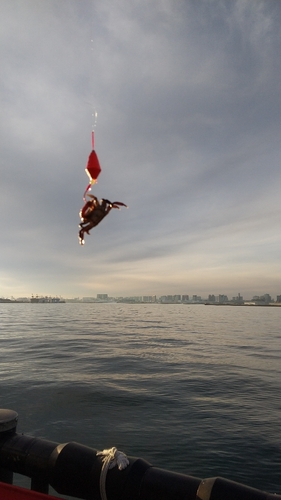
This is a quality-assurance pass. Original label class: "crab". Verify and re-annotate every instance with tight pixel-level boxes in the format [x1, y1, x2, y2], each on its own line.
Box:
[78, 195, 127, 245]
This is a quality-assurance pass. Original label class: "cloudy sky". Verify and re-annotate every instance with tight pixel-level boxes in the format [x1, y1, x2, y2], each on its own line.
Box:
[1, 0, 280, 299]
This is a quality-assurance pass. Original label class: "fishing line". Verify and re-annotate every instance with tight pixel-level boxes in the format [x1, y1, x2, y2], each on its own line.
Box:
[91, 109, 98, 149]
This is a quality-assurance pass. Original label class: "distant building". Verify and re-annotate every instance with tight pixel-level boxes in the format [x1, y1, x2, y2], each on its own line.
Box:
[133, 296, 143, 302]
[182, 295, 189, 302]
[116, 296, 143, 303]
[30, 295, 65, 303]
[231, 293, 243, 304]
[97, 294, 108, 300]
[218, 294, 228, 303]
[208, 294, 216, 302]
[192, 295, 202, 302]
[251, 294, 272, 304]
[159, 295, 181, 303]
[142, 295, 156, 303]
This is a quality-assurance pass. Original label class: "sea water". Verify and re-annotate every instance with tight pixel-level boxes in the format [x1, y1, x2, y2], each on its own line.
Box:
[0, 303, 280, 497]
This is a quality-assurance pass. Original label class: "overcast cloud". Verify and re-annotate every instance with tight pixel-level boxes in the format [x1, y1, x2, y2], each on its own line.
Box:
[0, 0, 280, 299]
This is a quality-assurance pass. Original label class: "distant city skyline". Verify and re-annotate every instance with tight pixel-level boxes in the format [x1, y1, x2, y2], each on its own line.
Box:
[3, 290, 280, 303]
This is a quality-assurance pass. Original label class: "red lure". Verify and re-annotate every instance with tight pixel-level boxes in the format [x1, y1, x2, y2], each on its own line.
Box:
[83, 131, 101, 200]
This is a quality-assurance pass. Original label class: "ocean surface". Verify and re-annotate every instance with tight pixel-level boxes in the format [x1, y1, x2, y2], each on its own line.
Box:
[0, 302, 280, 497]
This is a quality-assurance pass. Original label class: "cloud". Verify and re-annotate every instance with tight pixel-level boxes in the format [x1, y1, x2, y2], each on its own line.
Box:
[0, 0, 280, 298]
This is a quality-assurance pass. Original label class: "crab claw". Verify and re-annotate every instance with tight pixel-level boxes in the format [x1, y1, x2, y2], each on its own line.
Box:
[112, 202, 127, 209]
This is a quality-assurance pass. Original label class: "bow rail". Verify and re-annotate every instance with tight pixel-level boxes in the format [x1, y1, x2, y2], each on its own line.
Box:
[0, 409, 280, 500]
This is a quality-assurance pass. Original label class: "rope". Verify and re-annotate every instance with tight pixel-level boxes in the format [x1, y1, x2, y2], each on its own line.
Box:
[96, 447, 129, 500]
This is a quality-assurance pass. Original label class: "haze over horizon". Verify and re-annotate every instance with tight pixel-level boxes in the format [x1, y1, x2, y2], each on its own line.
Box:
[1, 0, 280, 299]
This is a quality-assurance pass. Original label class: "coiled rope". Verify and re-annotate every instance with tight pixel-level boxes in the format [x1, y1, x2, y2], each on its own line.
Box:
[96, 447, 129, 500]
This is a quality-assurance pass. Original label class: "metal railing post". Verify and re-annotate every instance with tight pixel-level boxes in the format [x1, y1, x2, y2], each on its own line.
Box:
[0, 409, 18, 485]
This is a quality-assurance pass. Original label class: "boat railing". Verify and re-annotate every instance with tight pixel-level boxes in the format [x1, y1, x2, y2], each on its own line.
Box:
[0, 409, 280, 500]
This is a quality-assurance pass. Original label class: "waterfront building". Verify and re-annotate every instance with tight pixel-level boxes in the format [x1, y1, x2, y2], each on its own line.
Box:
[97, 294, 108, 300]
[218, 294, 228, 303]
[182, 295, 189, 302]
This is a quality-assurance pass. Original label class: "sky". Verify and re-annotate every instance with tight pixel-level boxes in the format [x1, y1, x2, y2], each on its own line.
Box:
[0, 0, 280, 299]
